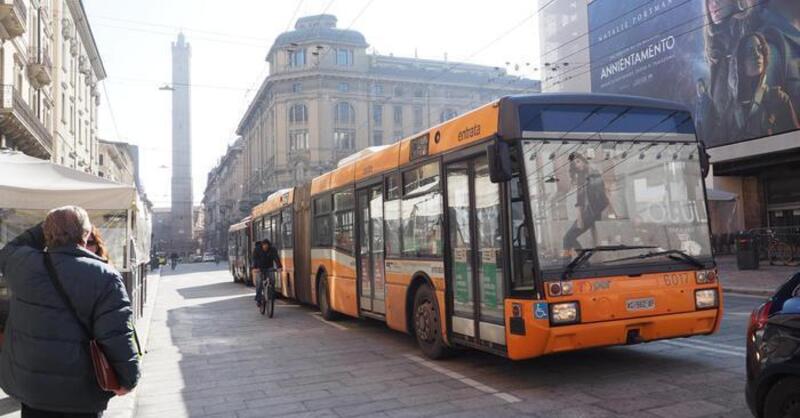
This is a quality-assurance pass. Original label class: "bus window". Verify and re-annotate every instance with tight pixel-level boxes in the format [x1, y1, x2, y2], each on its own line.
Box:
[385, 175, 402, 257]
[510, 175, 535, 291]
[475, 158, 505, 322]
[334, 190, 355, 253]
[522, 139, 711, 273]
[281, 208, 293, 249]
[270, 215, 280, 248]
[313, 195, 333, 247]
[402, 162, 443, 258]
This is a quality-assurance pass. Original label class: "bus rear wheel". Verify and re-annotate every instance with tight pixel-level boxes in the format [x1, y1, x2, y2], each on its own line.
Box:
[318, 274, 338, 321]
[413, 284, 450, 359]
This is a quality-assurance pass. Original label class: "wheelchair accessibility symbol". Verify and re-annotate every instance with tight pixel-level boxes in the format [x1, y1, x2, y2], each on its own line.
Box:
[534, 302, 548, 320]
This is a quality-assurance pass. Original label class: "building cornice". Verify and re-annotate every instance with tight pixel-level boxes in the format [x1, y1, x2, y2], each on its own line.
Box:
[66, 0, 107, 80]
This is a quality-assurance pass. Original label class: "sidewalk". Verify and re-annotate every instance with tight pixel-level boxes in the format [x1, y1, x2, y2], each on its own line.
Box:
[717, 255, 799, 297]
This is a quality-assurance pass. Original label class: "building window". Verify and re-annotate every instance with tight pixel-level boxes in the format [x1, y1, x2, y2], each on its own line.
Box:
[393, 105, 403, 125]
[335, 48, 353, 66]
[394, 86, 404, 97]
[371, 84, 384, 96]
[334, 102, 355, 124]
[289, 130, 309, 150]
[372, 130, 383, 146]
[289, 103, 308, 124]
[288, 48, 306, 67]
[99, 154, 104, 166]
[414, 88, 425, 98]
[440, 108, 458, 122]
[337, 82, 350, 92]
[292, 82, 303, 93]
[334, 129, 356, 150]
[393, 131, 403, 141]
[372, 104, 383, 125]
[414, 105, 423, 129]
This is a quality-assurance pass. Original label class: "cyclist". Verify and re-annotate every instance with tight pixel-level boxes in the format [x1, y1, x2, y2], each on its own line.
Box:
[169, 252, 179, 270]
[251, 240, 282, 308]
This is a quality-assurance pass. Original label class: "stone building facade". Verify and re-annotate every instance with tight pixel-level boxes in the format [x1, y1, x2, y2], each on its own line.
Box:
[0, 0, 105, 174]
[235, 14, 539, 210]
[202, 137, 245, 255]
[97, 139, 136, 185]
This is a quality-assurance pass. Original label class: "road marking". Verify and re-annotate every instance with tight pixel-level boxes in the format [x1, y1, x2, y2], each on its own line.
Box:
[308, 313, 349, 330]
[724, 293, 769, 300]
[405, 354, 521, 403]
[685, 338, 746, 353]
[726, 312, 752, 317]
[659, 339, 745, 357]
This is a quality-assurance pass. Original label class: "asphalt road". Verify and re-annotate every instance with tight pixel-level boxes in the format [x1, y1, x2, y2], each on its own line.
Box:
[108, 265, 772, 417]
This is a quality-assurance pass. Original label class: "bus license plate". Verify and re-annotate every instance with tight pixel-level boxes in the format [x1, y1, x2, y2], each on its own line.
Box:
[626, 297, 655, 312]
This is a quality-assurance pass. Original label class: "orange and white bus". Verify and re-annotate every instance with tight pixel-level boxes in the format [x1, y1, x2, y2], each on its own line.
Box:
[233, 93, 722, 360]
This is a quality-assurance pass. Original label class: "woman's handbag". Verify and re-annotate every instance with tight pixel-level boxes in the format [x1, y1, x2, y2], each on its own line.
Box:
[44, 253, 121, 391]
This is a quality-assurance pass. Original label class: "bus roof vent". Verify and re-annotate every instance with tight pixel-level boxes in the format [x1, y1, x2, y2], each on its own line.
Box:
[337, 145, 391, 168]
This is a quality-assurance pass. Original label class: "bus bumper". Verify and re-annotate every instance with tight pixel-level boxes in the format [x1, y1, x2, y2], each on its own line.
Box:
[505, 302, 721, 360]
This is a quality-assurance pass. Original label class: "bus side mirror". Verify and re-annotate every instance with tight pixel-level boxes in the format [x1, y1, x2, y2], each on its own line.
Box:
[699, 141, 710, 179]
[488, 141, 513, 183]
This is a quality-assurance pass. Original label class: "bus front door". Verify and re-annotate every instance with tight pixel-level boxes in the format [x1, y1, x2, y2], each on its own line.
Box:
[446, 156, 507, 349]
[356, 185, 386, 315]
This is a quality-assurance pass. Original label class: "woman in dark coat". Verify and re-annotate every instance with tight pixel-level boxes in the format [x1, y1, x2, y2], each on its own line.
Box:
[0, 206, 140, 417]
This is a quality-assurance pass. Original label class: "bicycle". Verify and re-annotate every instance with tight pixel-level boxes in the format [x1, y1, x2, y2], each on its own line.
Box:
[259, 268, 277, 318]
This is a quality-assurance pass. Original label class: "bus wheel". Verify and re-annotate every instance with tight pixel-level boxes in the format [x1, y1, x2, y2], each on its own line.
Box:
[318, 274, 338, 321]
[413, 284, 449, 359]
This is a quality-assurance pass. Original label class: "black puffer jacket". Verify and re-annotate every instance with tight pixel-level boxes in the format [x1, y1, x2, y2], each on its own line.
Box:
[0, 225, 140, 413]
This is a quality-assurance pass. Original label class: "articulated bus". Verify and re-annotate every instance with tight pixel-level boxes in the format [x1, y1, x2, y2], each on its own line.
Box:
[231, 93, 722, 360]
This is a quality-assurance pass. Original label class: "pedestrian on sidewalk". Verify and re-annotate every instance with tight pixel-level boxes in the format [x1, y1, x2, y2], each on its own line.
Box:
[0, 206, 141, 418]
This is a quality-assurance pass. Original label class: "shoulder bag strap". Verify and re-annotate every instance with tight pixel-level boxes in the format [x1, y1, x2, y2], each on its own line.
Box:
[43, 253, 92, 339]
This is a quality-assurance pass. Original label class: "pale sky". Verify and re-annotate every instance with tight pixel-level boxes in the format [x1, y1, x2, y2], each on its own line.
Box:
[83, 0, 542, 208]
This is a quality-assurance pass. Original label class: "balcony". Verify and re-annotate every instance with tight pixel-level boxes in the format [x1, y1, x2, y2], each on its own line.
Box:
[27, 49, 53, 89]
[0, 0, 26, 40]
[288, 148, 311, 162]
[0, 85, 53, 159]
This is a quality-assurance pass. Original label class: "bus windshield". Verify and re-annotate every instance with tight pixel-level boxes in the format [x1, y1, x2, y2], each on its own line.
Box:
[522, 139, 711, 273]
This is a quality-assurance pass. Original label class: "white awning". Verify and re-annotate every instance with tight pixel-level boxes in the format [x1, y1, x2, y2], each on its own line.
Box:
[0, 150, 136, 210]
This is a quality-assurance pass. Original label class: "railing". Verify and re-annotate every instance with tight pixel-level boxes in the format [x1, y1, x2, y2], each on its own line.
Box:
[750, 226, 800, 266]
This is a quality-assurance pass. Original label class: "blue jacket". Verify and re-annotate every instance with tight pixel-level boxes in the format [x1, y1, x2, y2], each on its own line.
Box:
[0, 224, 140, 413]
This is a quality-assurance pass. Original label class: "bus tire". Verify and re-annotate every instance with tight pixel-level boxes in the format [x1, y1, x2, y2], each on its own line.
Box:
[318, 273, 338, 321]
[413, 283, 449, 359]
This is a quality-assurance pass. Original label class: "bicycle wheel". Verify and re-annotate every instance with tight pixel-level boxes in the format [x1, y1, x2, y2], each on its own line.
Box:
[267, 281, 275, 318]
[259, 285, 266, 316]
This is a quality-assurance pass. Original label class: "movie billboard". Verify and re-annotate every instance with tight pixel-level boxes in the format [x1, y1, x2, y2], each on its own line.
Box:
[587, 0, 800, 148]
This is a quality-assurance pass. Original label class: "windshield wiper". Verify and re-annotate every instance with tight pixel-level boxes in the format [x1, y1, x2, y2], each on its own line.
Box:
[561, 245, 657, 281]
[600, 249, 705, 269]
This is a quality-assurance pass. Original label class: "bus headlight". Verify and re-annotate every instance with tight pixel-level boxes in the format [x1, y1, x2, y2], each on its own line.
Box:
[695, 289, 718, 309]
[550, 302, 580, 325]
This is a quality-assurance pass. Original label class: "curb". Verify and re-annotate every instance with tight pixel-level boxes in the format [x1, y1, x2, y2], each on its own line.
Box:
[722, 286, 772, 297]
[104, 268, 162, 418]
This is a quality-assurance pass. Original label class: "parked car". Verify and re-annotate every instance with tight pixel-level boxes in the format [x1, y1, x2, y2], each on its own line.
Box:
[190, 254, 203, 263]
[202, 253, 216, 262]
[746, 272, 800, 418]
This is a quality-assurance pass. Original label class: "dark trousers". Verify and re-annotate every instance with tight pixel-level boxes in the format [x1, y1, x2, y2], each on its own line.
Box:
[21, 404, 102, 418]
[563, 220, 594, 251]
